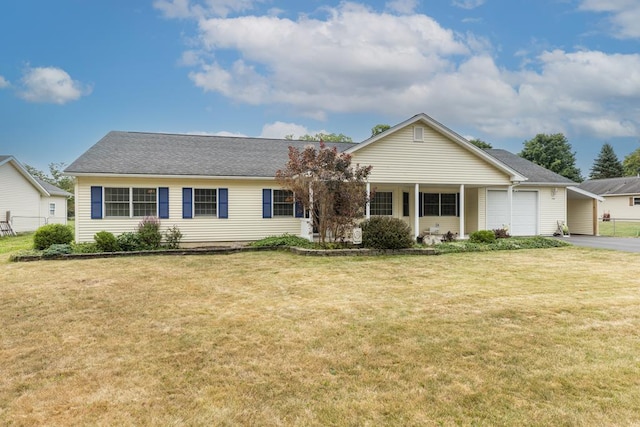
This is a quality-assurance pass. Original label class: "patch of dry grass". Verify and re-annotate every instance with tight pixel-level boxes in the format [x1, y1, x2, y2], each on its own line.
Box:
[1, 248, 640, 425]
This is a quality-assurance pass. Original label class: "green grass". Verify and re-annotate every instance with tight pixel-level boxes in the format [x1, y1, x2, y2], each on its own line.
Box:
[0, 232, 33, 255]
[1, 248, 640, 425]
[599, 221, 640, 237]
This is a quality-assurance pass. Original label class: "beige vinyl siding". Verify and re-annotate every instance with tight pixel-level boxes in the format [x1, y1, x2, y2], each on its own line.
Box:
[352, 126, 512, 185]
[465, 188, 479, 234]
[75, 177, 301, 243]
[0, 162, 43, 232]
[599, 195, 640, 220]
[568, 197, 595, 235]
[537, 187, 566, 235]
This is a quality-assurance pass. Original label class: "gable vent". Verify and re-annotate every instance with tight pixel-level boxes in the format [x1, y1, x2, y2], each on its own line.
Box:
[413, 126, 424, 142]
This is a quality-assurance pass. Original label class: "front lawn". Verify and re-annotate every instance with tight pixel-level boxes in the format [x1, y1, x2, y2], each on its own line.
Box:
[1, 249, 640, 425]
[599, 220, 640, 237]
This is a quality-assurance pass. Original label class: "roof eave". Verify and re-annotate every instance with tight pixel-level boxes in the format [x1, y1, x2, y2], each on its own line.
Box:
[65, 172, 279, 181]
[347, 113, 527, 182]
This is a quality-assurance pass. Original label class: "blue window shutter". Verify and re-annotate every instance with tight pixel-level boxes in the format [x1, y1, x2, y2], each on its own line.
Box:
[218, 188, 228, 219]
[159, 187, 169, 219]
[182, 188, 192, 219]
[295, 200, 304, 218]
[418, 192, 423, 217]
[91, 186, 102, 219]
[262, 189, 272, 218]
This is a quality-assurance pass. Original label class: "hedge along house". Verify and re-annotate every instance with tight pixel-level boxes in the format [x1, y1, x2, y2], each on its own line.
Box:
[64, 113, 601, 243]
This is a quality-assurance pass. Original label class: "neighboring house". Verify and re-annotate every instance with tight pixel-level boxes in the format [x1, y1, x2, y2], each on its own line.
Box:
[0, 155, 71, 233]
[64, 113, 601, 243]
[578, 176, 640, 221]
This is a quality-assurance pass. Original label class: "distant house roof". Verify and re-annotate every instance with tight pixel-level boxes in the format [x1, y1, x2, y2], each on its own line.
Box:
[64, 131, 355, 178]
[1, 155, 71, 197]
[577, 176, 640, 196]
[485, 149, 577, 185]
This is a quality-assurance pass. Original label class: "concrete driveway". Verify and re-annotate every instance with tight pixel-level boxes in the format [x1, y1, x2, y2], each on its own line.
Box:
[559, 235, 640, 253]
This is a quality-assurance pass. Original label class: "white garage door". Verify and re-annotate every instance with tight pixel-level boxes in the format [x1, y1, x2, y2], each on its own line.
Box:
[487, 190, 538, 236]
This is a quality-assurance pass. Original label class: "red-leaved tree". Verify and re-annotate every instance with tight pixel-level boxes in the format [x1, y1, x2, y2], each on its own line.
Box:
[276, 142, 373, 244]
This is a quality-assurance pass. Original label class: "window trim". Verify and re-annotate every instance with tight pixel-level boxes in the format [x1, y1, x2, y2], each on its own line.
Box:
[634, 197, 640, 206]
[49, 203, 56, 216]
[103, 187, 159, 218]
[422, 192, 459, 217]
[370, 191, 393, 216]
[273, 189, 295, 217]
[193, 188, 218, 217]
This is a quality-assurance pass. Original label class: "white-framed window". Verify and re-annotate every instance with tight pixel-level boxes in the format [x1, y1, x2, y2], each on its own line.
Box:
[423, 193, 458, 216]
[49, 203, 56, 216]
[273, 189, 294, 217]
[634, 197, 640, 206]
[370, 191, 393, 216]
[105, 187, 157, 217]
[413, 126, 424, 142]
[194, 188, 217, 217]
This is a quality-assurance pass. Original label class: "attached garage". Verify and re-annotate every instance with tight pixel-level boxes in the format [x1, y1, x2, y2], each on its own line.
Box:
[487, 189, 538, 236]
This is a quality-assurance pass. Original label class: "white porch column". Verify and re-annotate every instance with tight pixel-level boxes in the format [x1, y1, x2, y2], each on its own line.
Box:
[459, 184, 465, 238]
[507, 185, 513, 231]
[365, 182, 371, 219]
[414, 183, 420, 239]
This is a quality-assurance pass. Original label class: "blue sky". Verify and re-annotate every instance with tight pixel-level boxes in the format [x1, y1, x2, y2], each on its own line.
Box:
[1, 0, 639, 178]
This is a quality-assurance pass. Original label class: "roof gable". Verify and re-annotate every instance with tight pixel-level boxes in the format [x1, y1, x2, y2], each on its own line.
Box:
[1, 155, 71, 197]
[347, 113, 527, 182]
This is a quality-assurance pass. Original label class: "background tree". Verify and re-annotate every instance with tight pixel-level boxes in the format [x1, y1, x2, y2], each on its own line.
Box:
[286, 133, 353, 142]
[468, 138, 492, 149]
[519, 133, 583, 182]
[371, 124, 390, 136]
[276, 142, 372, 244]
[25, 162, 75, 218]
[623, 147, 640, 176]
[589, 143, 623, 179]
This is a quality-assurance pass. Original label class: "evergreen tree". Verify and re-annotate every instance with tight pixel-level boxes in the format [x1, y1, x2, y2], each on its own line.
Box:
[589, 143, 623, 179]
[468, 138, 492, 149]
[519, 133, 583, 182]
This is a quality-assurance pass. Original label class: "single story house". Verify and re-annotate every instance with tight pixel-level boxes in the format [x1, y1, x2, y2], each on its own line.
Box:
[64, 113, 601, 243]
[578, 176, 640, 221]
[0, 155, 71, 233]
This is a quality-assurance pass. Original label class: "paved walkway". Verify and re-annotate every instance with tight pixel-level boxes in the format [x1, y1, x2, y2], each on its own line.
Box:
[560, 235, 640, 253]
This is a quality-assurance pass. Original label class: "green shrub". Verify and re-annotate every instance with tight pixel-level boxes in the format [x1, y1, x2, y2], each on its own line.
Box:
[94, 231, 119, 252]
[435, 237, 570, 254]
[72, 242, 99, 254]
[250, 234, 315, 249]
[164, 225, 183, 249]
[33, 224, 74, 250]
[469, 230, 496, 244]
[361, 217, 414, 250]
[137, 216, 162, 249]
[42, 243, 72, 257]
[116, 232, 142, 252]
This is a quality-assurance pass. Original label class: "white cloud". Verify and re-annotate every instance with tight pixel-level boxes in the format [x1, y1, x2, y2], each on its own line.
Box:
[385, 0, 418, 14]
[187, 130, 248, 137]
[163, 2, 640, 141]
[260, 121, 313, 139]
[0, 75, 9, 88]
[579, 0, 640, 39]
[19, 67, 92, 104]
[452, 0, 485, 10]
[154, 0, 261, 19]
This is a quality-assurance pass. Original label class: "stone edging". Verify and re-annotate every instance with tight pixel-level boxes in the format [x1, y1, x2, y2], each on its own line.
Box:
[10, 245, 436, 262]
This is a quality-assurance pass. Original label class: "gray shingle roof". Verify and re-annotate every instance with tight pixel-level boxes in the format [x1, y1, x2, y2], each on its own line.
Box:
[485, 149, 576, 185]
[64, 131, 355, 177]
[577, 176, 640, 195]
[34, 177, 72, 197]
